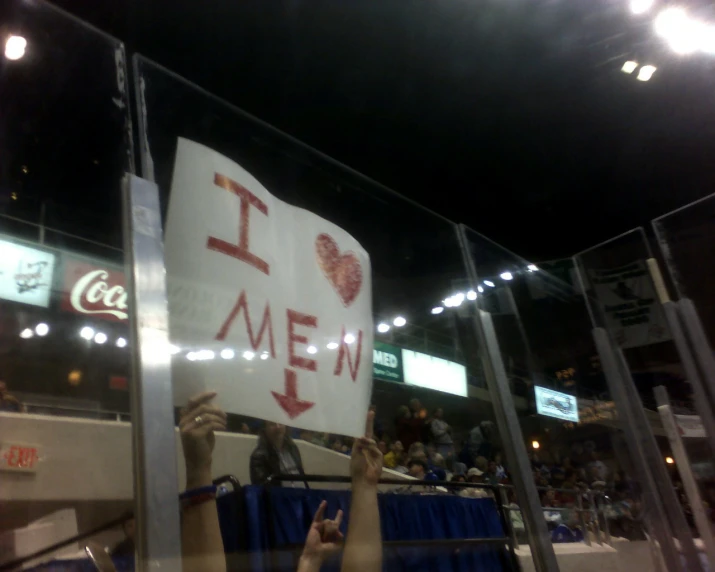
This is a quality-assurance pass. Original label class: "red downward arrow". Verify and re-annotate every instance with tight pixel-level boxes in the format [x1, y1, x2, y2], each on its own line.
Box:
[271, 368, 315, 419]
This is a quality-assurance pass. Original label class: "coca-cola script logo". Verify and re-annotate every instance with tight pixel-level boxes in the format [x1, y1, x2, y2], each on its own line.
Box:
[62, 259, 128, 322]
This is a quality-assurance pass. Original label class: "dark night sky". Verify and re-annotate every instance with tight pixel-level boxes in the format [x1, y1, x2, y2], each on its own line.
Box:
[22, 0, 715, 258]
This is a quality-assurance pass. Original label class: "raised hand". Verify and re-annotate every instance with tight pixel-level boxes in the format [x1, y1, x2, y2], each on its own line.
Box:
[301, 500, 345, 565]
[350, 411, 383, 487]
[179, 391, 227, 486]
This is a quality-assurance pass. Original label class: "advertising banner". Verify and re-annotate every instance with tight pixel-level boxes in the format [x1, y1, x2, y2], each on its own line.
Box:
[675, 414, 705, 439]
[402, 349, 467, 397]
[534, 386, 579, 422]
[373, 341, 404, 383]
[0, 239, 56, 308]
[590, 261, 670, 349]
[61, 257, 128, 322]
[165, 138, 373, 436]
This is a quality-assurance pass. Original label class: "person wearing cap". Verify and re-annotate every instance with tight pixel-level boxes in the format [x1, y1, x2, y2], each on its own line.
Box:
[460, 467, 490, 499]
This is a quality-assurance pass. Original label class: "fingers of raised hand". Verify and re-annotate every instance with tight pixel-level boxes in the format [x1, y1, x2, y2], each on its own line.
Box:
[180, 403, 227, 430]
[312, 500, 327, 524]
[180, 391, 217, 416]
[365, 410, 375, 440]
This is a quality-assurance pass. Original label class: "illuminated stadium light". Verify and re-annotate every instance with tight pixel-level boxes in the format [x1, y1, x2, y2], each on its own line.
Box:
[344, 333, 356, 344]
[665, 456, 675, 464]
[654, 8, 713, 55]
[5, 36, 27, 60]
[527, 264, 540, 272]
[20, 328, 33, 339]
[393, 316, 407, 327]
[307, 345, 318, 354]
[242, 350, 255, 360]
[431, 306, 444, 315]
[484, 280, 495, 288]
[622, 60, 639, 74]
[94, 332, 107, 344]
[532, 440, 540, 449]
[169, 344, 182, 355]
[637, 65, 657, 81]
[466, 290, 477, 301]
[377, 322, 391, 333]
[116, 337, 128, 348]
[80, 326, 95, 340]
[326, 342, 339, 350]
[260, 351, 270, 360]
[35, 323, 49, 336]
[220, 348, 235, 360]
[630, 0, 654, 15]
[477, 286, 484, 293]
[500, 272, 514, 281]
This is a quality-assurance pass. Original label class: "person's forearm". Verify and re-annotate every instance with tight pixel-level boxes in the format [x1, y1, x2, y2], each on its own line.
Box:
[341, 483, 381, 572]
[182, 468, 226, 572]
[297, 554, 323, 572]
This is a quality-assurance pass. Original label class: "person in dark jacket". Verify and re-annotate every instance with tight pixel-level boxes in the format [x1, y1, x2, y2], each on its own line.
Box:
[249, 421, 305, 485]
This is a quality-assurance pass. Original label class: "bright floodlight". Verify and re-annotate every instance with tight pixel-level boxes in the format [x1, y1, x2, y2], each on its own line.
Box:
[443, 297, 455, 308]
[169, 344, 181, 355]
[621, 61, 639, 74]
[452, 293, 465, 306]
[637, 65, 657, 81]
[654, 7, 698, 54]
[116, 337, 127, 348]
[466, 290, 477, 301]
[500, 272, 514, 281]
[629, 0, 654, 15]
[377, 322, 390, 333]
[80, 326, 95, 340]
[431, 306, 444, 315]
[35, 323, 49, 336]
[260, 351, 270, 360]
[344, 333, 356, 344]
[20, 328, 33, 339]
[478, 285, 484, 293]
[527, 264, 540, 272]
[393, 316, 407, 327]
[307, 345, 318, 354]
[94, 332, 108, 344]
[484, 280, 495, 288]
[220, 348, 235, 360]
[243, 350, 255, 360]
[186, 352, 197, 361]
[5, 36, 27, 60]
[327, 342, 339, 350]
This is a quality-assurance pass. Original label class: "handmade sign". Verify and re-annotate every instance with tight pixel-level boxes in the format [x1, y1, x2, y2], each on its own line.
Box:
[164, 139, 373, 436]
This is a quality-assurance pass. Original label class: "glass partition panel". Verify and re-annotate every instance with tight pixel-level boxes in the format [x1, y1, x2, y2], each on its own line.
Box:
[0, 1, 135, 571]
[135, 55, 542, 570]
[653, 193, 715, 348]
[462, 227, 661, 558]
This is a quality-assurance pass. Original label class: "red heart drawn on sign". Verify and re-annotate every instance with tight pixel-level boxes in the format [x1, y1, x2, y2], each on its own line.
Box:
[315, 233, 363, 307]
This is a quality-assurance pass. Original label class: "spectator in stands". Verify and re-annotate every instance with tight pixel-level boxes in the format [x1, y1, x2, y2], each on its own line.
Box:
[377, 440, 388, 455]
[493, 452, 507, 480]
[408, 458, 430, 480]
[179, 391, 228, 572]
[474, 456, 489, 474]
[467, 420, 494, 460]
[395, 403, 423, 452]
[0, 381, 25, 412]
[383, 440, 403, 469]
[460, 468, 490, 499]
[485, 460, 500, 486]
[110, 513, 135, 558]
[429, 452, 447, 481]
[407, 441, 426, 462]
[587, 451, 608, 481]
[393, 451, 409, 474]
[429, 407, 454, 459]
[249, 420, 305, 485]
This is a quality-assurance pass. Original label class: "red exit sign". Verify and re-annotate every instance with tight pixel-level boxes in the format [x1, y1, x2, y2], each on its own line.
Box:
[0, 443, 40, 472]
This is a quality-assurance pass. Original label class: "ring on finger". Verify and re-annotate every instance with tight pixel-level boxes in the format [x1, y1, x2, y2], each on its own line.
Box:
[194, 415, 204, 426]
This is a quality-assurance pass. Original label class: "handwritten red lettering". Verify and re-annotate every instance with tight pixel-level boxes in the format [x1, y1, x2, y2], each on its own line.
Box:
[215, 290, 276, 357]
[207, 174, 270, 275]
[287, 309, 318, 372]
[333, 327, 363, 382]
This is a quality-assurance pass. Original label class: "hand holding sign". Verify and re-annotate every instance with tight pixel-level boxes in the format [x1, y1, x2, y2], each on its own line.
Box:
[350, 411, 383, 487]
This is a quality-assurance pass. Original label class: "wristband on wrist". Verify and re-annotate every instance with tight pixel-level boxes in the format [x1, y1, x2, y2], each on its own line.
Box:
[180, 485, 217, 510]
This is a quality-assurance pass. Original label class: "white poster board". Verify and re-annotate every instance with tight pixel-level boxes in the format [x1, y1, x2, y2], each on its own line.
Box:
[164, 139, 373, 436]
[590, 261, 670, 349]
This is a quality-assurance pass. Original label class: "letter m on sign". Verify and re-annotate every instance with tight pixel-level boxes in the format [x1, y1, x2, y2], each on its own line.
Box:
[215, 290, 276, 357]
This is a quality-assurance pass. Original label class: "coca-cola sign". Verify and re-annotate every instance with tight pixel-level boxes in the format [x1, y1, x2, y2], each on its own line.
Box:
[62, 258, 128, 322]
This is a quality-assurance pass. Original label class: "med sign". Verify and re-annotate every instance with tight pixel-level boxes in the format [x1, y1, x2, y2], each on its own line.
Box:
[164, 139, 373, 437]
[534, 386, 579, 423]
